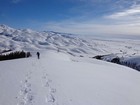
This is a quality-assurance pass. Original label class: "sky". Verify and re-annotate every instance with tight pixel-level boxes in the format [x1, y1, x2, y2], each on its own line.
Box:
[0, 0, 140, 37]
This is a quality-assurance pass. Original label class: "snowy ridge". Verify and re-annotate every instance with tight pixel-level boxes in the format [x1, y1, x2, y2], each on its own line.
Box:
[0, 51, 140, 105]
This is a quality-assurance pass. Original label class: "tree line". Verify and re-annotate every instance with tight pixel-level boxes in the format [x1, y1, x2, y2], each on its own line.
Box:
[0, 51, 31, 61]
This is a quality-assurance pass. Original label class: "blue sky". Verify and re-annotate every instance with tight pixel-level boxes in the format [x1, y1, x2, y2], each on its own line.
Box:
[1, 0, 140, 37]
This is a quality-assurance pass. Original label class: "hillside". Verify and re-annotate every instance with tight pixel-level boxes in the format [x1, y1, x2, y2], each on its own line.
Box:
[0, 51, 140, 105]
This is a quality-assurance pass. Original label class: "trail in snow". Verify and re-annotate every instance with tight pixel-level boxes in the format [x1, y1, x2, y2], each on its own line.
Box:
[42, 69, 57, 105]
[17, 71, 34, 105]
[16, 63, 34, 105]
[16, 58, 57, 105]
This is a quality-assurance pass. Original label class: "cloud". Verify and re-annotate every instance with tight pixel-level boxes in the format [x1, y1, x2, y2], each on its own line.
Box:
[42, 1, 140, 36]
[106, 5, 140, 19]
[30, 0, 140, 37]
[42, 20, 140, 36]
[67, 0, 140, 20]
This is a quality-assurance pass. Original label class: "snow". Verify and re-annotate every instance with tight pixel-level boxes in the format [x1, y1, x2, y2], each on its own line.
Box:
[0, 51, 140, 105]
[0, 24, 140, 105]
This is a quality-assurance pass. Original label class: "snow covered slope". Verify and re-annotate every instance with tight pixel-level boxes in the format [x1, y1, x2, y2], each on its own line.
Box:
[0, 51, 140, 105]
[0, 24, 140, 58]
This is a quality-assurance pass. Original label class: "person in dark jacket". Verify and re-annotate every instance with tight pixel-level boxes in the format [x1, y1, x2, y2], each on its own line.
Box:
[36, 52, 40, 59]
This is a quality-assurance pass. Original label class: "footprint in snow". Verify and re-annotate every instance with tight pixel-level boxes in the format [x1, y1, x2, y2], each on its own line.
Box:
[46, 94, 55, 103]
[50, 88, 56, 93]
[42, 73, 58, 105]
[17, 73, 35, 105]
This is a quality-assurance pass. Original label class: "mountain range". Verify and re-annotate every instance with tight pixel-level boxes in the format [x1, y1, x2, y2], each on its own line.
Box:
[0, 24, 140, 57]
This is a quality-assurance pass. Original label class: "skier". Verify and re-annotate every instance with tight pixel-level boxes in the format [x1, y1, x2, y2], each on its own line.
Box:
[36, 52, 40, 59]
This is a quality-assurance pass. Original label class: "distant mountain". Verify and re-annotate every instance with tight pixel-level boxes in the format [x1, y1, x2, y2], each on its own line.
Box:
[0, 24, 140, 57]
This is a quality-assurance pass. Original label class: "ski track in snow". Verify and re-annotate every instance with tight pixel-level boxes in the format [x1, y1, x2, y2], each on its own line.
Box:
[16, 61, 57, 105]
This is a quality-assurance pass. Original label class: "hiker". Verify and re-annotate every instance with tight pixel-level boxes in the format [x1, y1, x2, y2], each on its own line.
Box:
[36, 52, 40, 59]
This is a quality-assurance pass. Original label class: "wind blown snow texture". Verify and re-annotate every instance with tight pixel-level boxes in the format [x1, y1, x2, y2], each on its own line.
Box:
[0, 24, 140, 105]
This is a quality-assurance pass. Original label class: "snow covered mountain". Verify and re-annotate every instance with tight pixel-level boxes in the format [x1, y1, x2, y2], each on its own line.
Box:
[0, 24, 140, 105]
[0, 24, 140, 57]
[1, 24, 140, 70]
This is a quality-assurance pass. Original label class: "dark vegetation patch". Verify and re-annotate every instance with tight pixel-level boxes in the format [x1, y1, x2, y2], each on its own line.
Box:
[0, 51, 31, 61]
[1, 49, 12, 54]
[93, 55, 140, 72]
[92, 55, 104, 60]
